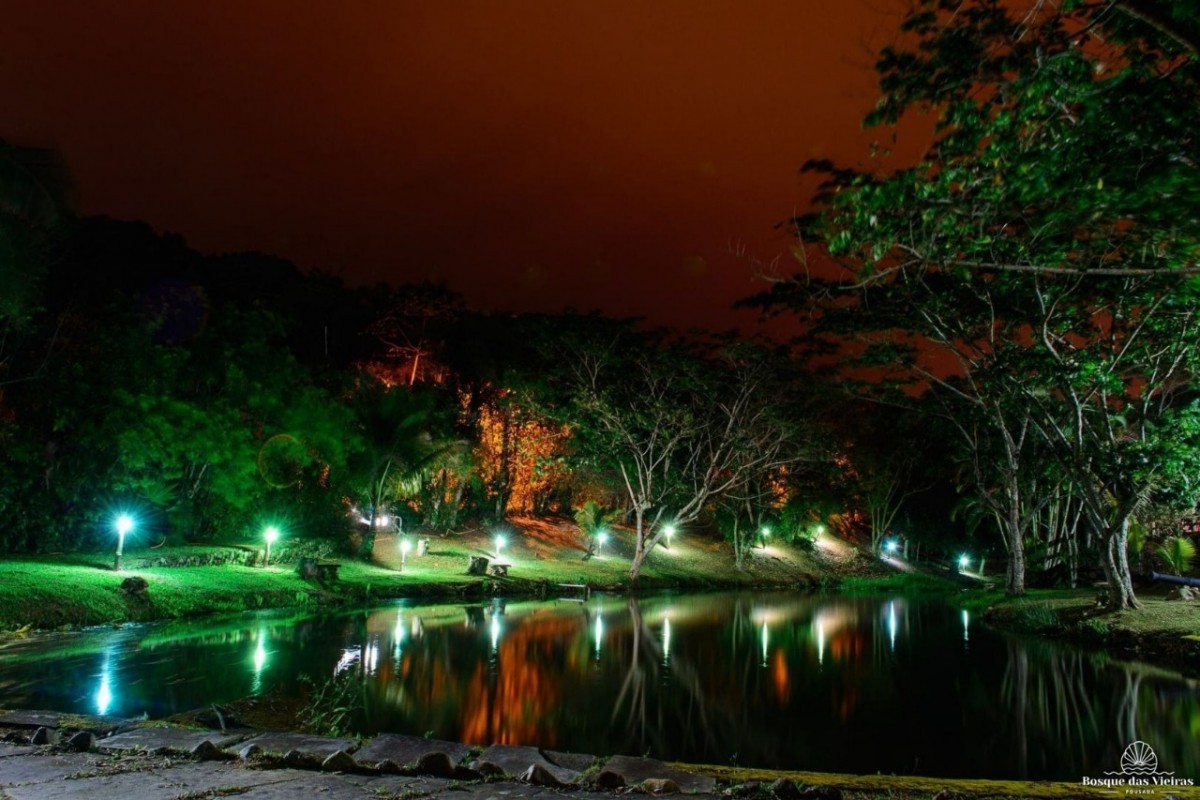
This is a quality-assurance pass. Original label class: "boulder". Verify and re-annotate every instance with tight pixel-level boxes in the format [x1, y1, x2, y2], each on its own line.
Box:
[520, 764, 569, 787]
[119, 576, 149, 596]
[467, 556, 490, 576]
[322, 749, 358, 772]
[641, 778, 682, 794]
[416, 751, 457, 777]
[67, 731, 96, 752]
[771, 778, 803, 800]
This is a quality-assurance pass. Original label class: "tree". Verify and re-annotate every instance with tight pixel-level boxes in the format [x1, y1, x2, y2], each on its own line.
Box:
[562, 328, 812, 580]
[747, 0, 1200, 608]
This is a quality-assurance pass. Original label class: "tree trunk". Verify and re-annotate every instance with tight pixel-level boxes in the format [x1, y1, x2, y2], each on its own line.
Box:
[628, 506, 647, 581]
[1005, 495, 1026, 596]
[1100, 516, 1139, 610]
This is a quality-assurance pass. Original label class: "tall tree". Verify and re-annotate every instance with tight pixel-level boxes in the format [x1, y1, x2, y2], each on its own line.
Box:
[748, 0, 1200, 607]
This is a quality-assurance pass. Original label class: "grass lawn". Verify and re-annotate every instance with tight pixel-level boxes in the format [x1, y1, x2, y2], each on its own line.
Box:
[0, 518, 837, 631]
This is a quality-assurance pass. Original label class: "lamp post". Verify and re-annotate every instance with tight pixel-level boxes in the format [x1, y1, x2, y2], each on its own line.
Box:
[495, 534, 506, 561]
[400, 537, 412, 571]
[664, 524, 676, 549]
[958, 554, 970, 573]
[264, 526, 279, 567]
[760, 526, 770, 549]
[885, 539, 899, 555]
[596, 530, 609, 557]
[114, 514, 134, 571]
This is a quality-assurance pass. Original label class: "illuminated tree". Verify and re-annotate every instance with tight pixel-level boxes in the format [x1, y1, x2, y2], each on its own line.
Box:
[749, 0, 1200, 607]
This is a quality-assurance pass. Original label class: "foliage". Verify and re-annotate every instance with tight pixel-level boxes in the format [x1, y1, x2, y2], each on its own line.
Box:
[297, 671, 363, 738]
[745, 0, 1200, 609]
[1156, 535, 1198, 576]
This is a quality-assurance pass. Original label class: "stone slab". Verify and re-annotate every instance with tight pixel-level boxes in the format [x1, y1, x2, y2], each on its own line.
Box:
[347, 773, 453, 794]
[99, 725, 251, 754]
[474, 744, 580, 783]
[0, 752, 110, 787]
[220, 772, 374, 799]
[0, 743, 37, 758]
[544, 748, 598, 773]
[353, 733, 471, 770]
[238, 732, 358, 761]
[603, 754, 716, 794]
[0, 710, 61, 729]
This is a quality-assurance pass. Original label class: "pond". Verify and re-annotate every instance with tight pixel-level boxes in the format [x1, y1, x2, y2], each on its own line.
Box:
[1, 591, 1197, 781]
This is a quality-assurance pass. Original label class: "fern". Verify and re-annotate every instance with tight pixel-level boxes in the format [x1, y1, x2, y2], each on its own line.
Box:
[1156, 535, 1197, 576]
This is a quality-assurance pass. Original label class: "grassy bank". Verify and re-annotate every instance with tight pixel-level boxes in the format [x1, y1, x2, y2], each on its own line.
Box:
[0, 519, 839, 631]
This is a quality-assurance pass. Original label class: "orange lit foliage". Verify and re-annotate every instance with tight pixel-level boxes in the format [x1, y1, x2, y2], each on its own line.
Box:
[475, 395, 570, 515]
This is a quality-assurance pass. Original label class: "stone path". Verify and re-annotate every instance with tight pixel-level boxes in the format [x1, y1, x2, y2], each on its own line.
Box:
[0, 711, 727, 800]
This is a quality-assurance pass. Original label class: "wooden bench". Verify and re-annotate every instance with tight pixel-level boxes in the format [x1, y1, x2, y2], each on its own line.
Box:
[489, 563, 511, 577]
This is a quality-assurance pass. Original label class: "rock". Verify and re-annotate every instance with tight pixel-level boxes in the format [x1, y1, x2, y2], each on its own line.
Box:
[283, 748, 316, 768]
[771, 778, 803, 800]
[587, 769, 627, 790]
[375, 758, 401, 774]
[30, 726, 54, 745]
[724, 781, 760, 798]
[520, 764, 568, 787]
[322, 749, 358, 772]
[238, 743, 263, 760]
[196, 704, 237, 730]
[190, 740, 226, 760]
[119, 576, 149, 596]
[799, 786, 843, 800]
[642, 778, 682, 794]
[467, 555, 490, 576]
[67, 731, 96, 752]
[1166, 586, 1197, 601]
[416, 750, 457, 777]
[932, 791, 961, 800]
[473, 760, 505, 777]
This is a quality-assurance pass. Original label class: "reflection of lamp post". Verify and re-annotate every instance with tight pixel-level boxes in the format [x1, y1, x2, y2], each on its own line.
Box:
[664, 525, 676, 549]
[760, 526, 770, 549]
[596, 531, 608, 557]
[400, 537, 412, 570]
[114, 514, 134, 571]
[494, 534, 506, 561]
[264, 526, 279, 566]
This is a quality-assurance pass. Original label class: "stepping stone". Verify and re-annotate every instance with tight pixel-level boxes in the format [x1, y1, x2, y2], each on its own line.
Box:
[353, 733, 471, 771]
[100, 726, 248, 754]
[238, 732, 358, 763]
[0, 743, 37, 758]
[0, 710, 61, 729]
[544, 749, 598, 773]
[603, 755, 716, 794]
[473, 744, 581, 784]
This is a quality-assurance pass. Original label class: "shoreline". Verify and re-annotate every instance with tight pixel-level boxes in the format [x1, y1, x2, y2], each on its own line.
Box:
[1, 710, 1188, 799]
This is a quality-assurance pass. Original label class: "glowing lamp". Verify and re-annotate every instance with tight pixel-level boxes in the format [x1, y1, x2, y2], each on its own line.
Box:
[263, 526, 280, 566]
[114, 514, 135, 571]
[760, 526, 770, 549]
[958, 554, 970, 570]
[495, 534, 506, 560]
[885, 540, 899, 554]
[664, 524, 676, 549]
[596, 530, 609, 556]
[400, 537, 412, 570]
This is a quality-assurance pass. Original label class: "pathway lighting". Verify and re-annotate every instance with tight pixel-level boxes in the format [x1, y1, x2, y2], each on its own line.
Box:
[264, 526, 279, 566]
[664, 524, 676, 549]
[114, 514, 134, 571]
[596, 530, 609, 556]
[400, 537, 412, 570]
[958, 554, 970, 571]
[761, 527, 770, 549]
[495, 533, 506, 560]
[885, 539, 899, 554]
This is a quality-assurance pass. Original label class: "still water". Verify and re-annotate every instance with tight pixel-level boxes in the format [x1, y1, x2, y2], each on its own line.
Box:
[1, 592, 1197, 780]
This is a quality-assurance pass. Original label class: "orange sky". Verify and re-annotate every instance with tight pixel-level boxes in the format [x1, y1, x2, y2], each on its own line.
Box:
[0, 1, 923, 329]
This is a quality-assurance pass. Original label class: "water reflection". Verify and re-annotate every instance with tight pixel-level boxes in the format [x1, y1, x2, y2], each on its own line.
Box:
[1, 593, 1198, 780]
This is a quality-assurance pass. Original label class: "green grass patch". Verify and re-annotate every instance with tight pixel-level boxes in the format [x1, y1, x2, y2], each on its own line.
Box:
[837, 572, 962, 595]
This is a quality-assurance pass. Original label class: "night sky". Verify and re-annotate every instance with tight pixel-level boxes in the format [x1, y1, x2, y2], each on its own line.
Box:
[1, 1, 922, 329]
